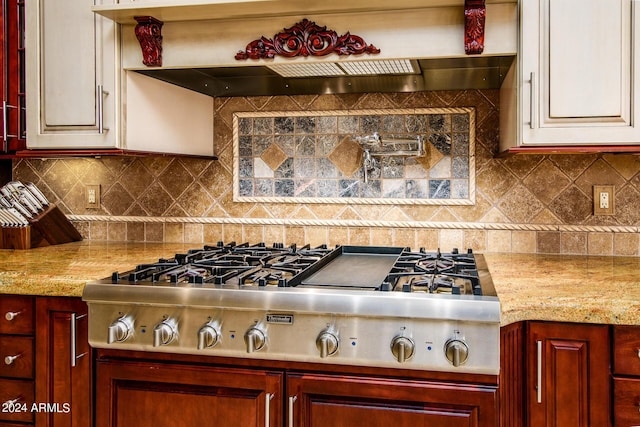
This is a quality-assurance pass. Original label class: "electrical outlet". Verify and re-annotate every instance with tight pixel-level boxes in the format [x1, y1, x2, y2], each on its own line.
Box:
[85, 185, 101, 209]
[593, 185, 614, 215]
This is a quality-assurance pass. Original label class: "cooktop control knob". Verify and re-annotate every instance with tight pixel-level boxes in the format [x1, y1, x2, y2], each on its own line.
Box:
[390, 335, 415, 363]
[153, 318, 178, 347]
[444, 338, 469, 367]
[244, 325, 266, 353]
[107, 316, 134, 344]
[197, 321, 221, 350]
[316, 328, 339, 358]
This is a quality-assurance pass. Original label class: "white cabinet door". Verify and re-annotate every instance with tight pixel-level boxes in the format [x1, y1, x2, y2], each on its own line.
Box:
[26, 0, 117, 149]
[520, 0, 640, 146]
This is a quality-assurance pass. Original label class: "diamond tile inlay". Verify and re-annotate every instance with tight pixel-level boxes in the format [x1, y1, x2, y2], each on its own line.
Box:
[260, 143, 288, 172]
[328, 136, 364, 178]
[416, 141, 445, 170]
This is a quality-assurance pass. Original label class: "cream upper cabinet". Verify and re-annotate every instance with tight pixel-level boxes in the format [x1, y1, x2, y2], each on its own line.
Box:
[26, 0, 215, 156]
[26, 0, 118, 149]
[503, 0, 640, 149]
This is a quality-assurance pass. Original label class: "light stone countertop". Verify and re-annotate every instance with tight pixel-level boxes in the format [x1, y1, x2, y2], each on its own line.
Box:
[483, 253, 640, 326]
[0, 241, 192, 297]
[1, 241, 639, 327]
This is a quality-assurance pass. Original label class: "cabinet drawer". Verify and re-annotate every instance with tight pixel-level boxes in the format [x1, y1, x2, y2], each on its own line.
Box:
[0, 297, 34, 335]
[0, 378, 34, 423]
[0, 336, 34, 379]
[614, 377, 640, 427]
[614, 326, 640, 376]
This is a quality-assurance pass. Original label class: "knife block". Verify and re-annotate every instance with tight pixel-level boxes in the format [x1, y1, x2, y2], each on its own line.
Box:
[0, 204, 82, 250]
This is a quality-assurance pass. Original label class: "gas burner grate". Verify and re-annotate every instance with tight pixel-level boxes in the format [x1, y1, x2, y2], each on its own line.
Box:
[108, 242, 334, 287]
[106, 244, 485, 295]
[384, 248, 482, 295]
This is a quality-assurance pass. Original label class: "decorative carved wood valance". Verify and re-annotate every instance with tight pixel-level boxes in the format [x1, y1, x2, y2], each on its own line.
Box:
[235, 18, 380, 60]
[464, 0, 486, 54]
[134, 16, 164, 67]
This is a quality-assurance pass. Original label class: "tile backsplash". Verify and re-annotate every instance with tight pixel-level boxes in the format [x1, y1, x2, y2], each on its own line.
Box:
[12, 90, 640, 255]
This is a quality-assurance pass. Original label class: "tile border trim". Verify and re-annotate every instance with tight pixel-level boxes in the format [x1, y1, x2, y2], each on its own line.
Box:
[67, 215, 640, 233]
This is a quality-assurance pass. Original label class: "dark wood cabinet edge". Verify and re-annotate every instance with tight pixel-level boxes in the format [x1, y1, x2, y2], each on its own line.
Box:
[94, 348, 499, 385]
[0, 149, 217, 160]
[497, 146, 640, 157]
[500, 322, 525, 427]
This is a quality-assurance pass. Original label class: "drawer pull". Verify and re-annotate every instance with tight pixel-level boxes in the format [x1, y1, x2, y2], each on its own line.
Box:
[4, 354, 20, 365]
[2, 397, 23, 408]
[4, 311, 21, 321]
[637, 348, 640, 359]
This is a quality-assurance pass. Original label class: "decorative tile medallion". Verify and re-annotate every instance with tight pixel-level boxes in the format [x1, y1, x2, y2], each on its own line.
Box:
[233, 108, 475, 205]
[328, 136, 365, 177]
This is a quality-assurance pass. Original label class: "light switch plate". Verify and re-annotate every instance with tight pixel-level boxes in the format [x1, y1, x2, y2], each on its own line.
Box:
[593, 185, 614, 215]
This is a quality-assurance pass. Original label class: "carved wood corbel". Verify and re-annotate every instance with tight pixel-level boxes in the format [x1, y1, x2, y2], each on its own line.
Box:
[134, 16, 164, 67]
[464, 0, 486, 55]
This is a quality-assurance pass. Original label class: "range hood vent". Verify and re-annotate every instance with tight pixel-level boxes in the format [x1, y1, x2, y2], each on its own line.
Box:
[266, 59, 420, 78]
[134, 56, 514, 97]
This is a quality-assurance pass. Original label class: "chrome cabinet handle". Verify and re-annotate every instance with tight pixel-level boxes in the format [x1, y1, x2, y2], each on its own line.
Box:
[70, 313, 77, 367]
[4, 311, 21, 321]
[70, 313, 87, 368]
[1, 101, 18, 151]
[264, 393, 273, 427]
[97, 85, 109, 134]
[2, 398, 21, 407]
[4, 354, 20, 365]
[536, 340, 542, 404]
[288, 395, 297, 427]
[529, 72, 536, 129]
[2, 101, 7, 148]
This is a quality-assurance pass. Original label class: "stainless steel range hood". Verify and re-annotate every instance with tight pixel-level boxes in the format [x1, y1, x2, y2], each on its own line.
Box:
[110, 2, 518, 97]
[134, 56, 515, 97]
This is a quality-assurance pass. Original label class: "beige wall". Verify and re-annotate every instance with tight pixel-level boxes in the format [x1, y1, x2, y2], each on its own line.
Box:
[13, 89, 640, 255]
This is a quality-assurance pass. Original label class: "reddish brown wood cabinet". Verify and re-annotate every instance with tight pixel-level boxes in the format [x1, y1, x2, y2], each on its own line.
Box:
[93, 349, 498, 427]
[34, 297, 91, 427]
[0, 295, 34, 426]
[499, 322, 525, 427]
[613, 325, 640, 427]
[286, 372, 498, 427]
[0, 0, 26, 153]
[527, 322, 610, 427]
[95, 359, 283, 427]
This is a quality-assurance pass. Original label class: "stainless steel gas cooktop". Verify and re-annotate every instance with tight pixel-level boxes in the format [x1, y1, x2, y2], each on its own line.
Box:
[83, 242, 500, 375]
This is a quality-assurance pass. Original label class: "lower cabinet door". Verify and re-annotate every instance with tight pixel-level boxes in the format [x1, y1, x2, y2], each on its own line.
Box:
[527, 322, 610, 427]
[286, 372, 498, 427]
[35, 297, 91, 427]
[95, 359, 283, 427]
